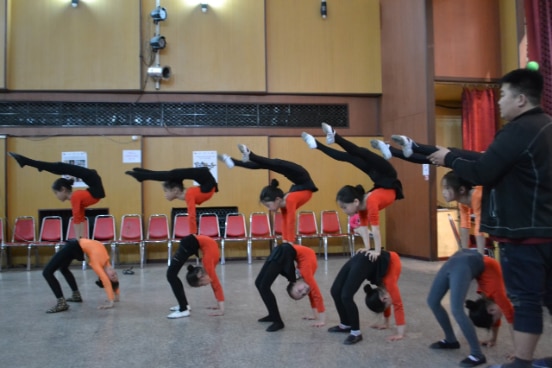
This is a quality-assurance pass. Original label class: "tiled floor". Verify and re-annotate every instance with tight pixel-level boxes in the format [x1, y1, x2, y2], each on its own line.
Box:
[1, 255, 550, 368]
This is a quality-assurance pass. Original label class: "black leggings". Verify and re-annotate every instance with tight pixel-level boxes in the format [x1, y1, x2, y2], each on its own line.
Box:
[254, 244, 297, 323]
[43, 240, 84, 299]
[166, 235, 200, 312]
[128, 167, 217, 193]
[330, 254, 378, 330]
[392, 142, 483, 164]
[233, 151, 317, 192]
[26, 159, 105, 199]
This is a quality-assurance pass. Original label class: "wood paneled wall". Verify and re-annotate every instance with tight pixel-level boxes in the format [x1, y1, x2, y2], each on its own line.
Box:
[6, 136, 142, 225]
[7, 0, 141, 90]
[266, 0, 382, 94]
[433, 0, 502, 80]
[0, 0, 5, 89]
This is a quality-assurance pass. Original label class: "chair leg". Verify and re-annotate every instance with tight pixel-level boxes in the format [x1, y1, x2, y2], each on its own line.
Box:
[220, 241, 225, 265]
[323, 238, 328, 261]
[247, 240, 252, 264]
[140, 242, 145, 269]
[167, 241, 172, 266]
[27, 245, 32, 271]
[111, 244, 117, 268]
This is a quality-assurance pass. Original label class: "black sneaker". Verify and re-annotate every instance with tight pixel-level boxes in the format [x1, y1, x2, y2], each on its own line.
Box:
[266, 321, 284, 332]
[459, 355, 486, 367]
[327, 325, 352, 333]
[429, 339, 460, 349]
[343, 334, 363, 345]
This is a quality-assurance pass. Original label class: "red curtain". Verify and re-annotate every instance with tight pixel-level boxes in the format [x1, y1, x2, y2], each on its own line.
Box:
[461, 88, 497, 151]
[525, 0, 552, 114]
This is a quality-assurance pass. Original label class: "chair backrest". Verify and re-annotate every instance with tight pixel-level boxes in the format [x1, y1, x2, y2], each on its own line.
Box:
[272, 211, 283, 237]
[321, 210, 342, 234]
[39, 216, 63, 242]
[198, 213, 220, 238]
[224, 213, 247, 238]
[297, 211, 318, 236]
[92, 214, 116, 242]
[250, 212, 271, 237]
[147, 214, 170, 240]
[119, 214, 143, 242]
[172, 213, 192, 240]
[66, 217, 89, 240]
[12, 216, 36, 242]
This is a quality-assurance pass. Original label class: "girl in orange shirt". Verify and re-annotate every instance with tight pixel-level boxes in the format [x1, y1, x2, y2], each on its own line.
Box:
[42, 238, 119, 313]
[166, 234, 224, 319]
[126, 167, 218, 235]
[219, 145, 318, 243]
[302, 124, 403, 260]
[329, 250, 405, 345]
[9, 152, 105, 239]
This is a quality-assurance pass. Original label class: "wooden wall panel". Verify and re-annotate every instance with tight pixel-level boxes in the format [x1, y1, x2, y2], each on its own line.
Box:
[380, 0, 435, 259]
[433, 0, 502, 80]
[7, 0, 141, 90]
[141, 0, 266, 92]
[0, 0, 6, 89]
[267, 0, 382, 94]
[6, 136, 142, 234]
[0, 136, 5, 219]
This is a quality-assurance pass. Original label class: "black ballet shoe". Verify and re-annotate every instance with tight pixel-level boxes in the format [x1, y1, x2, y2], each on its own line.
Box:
[258, 315, 273, 322]
[8, 152, 30, 168]
[266, 321, 284, 332]
[343, 334, 363, 345]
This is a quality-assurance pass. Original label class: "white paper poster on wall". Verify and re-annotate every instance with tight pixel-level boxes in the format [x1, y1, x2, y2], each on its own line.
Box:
[192, 150, 218, 184]
[61, 151, 88, 188]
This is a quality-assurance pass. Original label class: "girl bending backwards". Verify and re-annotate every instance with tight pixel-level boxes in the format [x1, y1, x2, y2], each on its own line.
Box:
[329, 250, 405, 345]
[42, 238, 119, 313]
[166, 234, 224, 319]
[371, 137, 487, 254]
[427, 249, 514, 367]
[302, 124, 404, 260]
[125, 167, 218, 235]
[255, 243, 325, 332]
[9, 153, 106, 239]
[219, 145, 318, 243]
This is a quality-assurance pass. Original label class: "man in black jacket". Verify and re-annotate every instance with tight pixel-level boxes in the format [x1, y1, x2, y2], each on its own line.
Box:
[430, 68, 552, 368]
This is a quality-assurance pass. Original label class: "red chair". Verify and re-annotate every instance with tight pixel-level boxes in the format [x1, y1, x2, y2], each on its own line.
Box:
[142, 214, 170, 267]
[272, 211, 283, 246]
[112, 214, 143, 267]
[296, 211, 322, 255]
[2, 216, 36, 270]
[91, 214, 116, 265]
[248, 212, 275, 264]
[169, 213, 194, 266]
[198, 213, 220, 240]
[220, 213, 248, 265]
[320, 210, 351, 260]
[28, 216, 63, 270]
[67, 217, 90, 269]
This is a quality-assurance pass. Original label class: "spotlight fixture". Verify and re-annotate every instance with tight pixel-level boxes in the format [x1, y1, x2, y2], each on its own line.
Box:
[150, 6, 167, 24]
[71, 0, 79, 8]
[320, 0, 327, 19]
[150, 35, 166, 52]
[147, 66, 171, 81]
[200, 2, 208, 13]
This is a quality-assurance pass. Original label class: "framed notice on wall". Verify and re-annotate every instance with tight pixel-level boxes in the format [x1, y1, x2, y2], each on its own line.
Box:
[193, 150, 218, 183]
[61, 151, 88, 188]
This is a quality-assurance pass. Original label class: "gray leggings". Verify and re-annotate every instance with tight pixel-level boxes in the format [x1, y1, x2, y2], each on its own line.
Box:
[426, 250, 484, 356]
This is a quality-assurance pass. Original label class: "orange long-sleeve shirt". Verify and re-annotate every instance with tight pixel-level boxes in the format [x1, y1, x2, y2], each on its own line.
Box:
[292, 244, 325, 313]
[184, 187, 216, 235]
[476, 256, 514, 325]
[381, 251, 405, 326]
[71, 190, 100, 224]
[280, 190, 313, 242]
[459, 185, 483, 236]
[196, 235, 224, 302]
[79, 238, 119, 301]
[358, 188, 396, 227]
